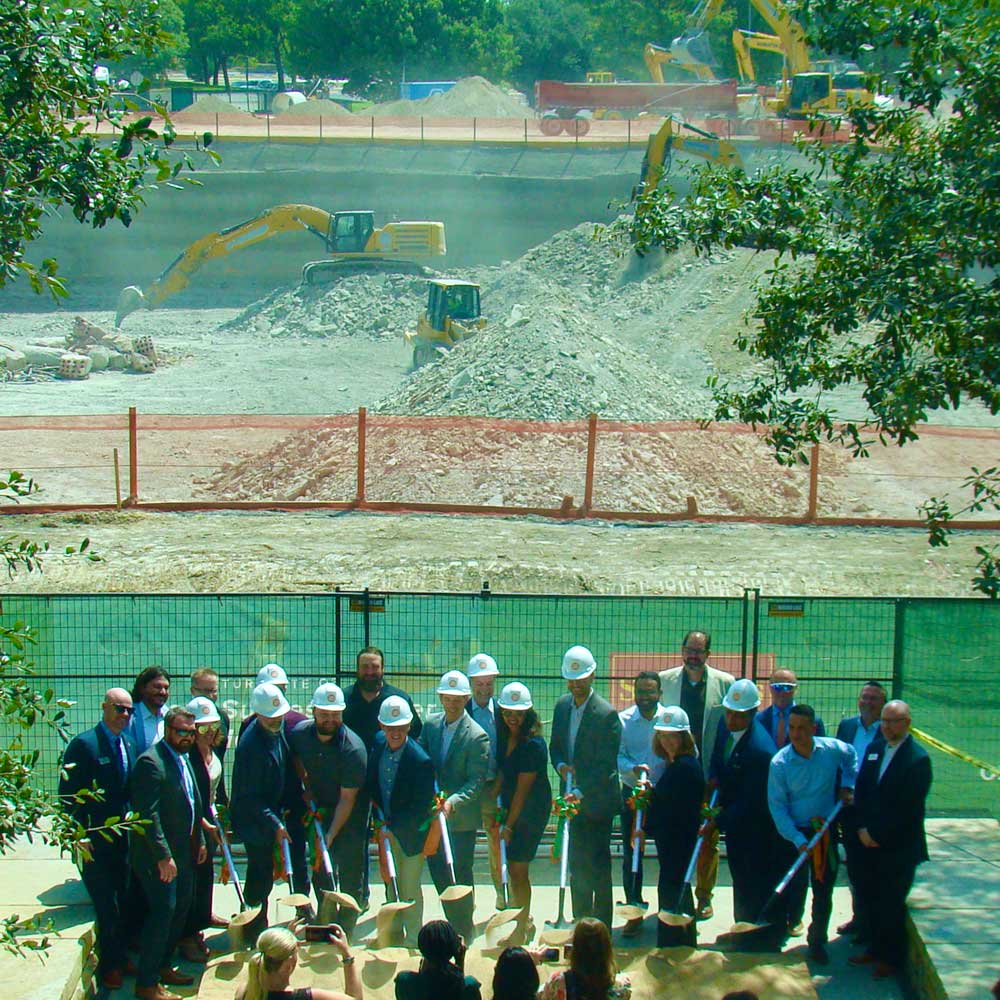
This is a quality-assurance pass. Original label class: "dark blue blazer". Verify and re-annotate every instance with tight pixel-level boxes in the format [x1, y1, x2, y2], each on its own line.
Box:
[59, 724, 135, 852]
[758, 704, 825, 746]
[709, 715, 777, 849]
[230, 719, 298, 848]
[366, 735, 436, 857]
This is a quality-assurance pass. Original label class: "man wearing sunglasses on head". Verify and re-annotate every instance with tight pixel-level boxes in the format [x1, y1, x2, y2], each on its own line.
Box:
[59, 689, 138, 991]
[759, 669, 826, 751]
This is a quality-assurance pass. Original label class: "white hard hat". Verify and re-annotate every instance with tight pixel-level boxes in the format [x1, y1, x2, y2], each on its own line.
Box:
[378, 695, 413, 727]
[187, 696, 221, 724]
[251, 682, 290, 719]
[437, 670, 472, 695]
[497, 682, 532, 710]
[311, 682, 346, 710]
[723, 678, 761, 712]
[561, 645, 597, 681]
[467, 653, 499, 677]
[257, 662, 288, 686]
[654, 705, 691, 732]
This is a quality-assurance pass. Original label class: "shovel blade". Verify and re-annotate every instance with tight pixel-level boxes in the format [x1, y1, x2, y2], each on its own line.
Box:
[657, 909, 694, 927]
[616, 904, 647, 921]
[439, 884, 474, 902]
[279, 893, 313, 908]
[322, 889, 361, 912]
[228, 905, 262, 928]
[484, 908, 522, 933]
[539, 928, 573, 946]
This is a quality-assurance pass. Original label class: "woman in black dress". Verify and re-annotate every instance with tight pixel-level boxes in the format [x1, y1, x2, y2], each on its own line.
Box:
[495, 682, 551, 943]
[641, 705, 705, 948]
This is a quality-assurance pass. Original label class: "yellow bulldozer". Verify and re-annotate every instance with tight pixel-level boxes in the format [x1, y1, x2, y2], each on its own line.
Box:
[114, 206, 447, 327]
[404, 279, 485, 368]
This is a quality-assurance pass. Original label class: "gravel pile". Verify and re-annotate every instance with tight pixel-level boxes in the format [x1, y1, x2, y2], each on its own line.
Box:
[221, 272, 429, 339]
[371, 76, 531, 118]
[176, 94, 255, 117]
[280, 98, 353, 117]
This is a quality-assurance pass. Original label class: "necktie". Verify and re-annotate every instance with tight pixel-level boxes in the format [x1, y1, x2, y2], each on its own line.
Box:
[115, 737, 128, 779]
[776, 711, 787, 747]
[724, 732, 735, 761]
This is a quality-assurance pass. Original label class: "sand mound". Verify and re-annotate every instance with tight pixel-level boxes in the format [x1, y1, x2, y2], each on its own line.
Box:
[175, 94, 255, 118]
[280, 98, 354, 117]
[371, 76, 531, 118]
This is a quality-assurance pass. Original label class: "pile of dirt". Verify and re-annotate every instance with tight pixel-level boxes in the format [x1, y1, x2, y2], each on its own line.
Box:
[280, 98, 353, 117]
[221, 272, 428, 339]
[370, 76, 532, 118]
[175, 94, 255, 118]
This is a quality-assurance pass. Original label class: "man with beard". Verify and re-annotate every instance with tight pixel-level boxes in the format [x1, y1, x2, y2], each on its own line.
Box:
[126, 666, 171, 753]
[288, 683, 368, 939]
[343, 647, 423, 751]
[659, 630, 734, 920]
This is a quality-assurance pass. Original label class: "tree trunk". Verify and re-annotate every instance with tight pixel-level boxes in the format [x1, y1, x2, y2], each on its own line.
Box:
[275, 35, 285, 91]
[222, 57, 231, 91]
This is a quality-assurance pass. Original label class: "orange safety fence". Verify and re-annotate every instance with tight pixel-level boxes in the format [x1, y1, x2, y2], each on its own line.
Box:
[1, 409, 999, 530]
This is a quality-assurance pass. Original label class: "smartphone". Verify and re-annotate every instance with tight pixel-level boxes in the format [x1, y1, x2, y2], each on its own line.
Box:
[540, 948, 560, 963]
[304, 925, 333, 943]
[563, 944, 573, 958]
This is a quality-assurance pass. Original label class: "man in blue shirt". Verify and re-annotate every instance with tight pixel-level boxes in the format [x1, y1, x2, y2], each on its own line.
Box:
[768, 704, 857, 965]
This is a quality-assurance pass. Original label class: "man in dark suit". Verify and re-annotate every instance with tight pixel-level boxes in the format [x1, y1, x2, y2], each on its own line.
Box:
[758, 668, 826, 749]
[549, 644, 623, 929]
[848, 700, 932, 980]
[708, 678, 779, 927]
[835, 680, 888, 939]
[59, 688, 137, 990]
[366, 695, 436, 946]
[130, 705, 208, 1000]
[230, 682, 301, 942]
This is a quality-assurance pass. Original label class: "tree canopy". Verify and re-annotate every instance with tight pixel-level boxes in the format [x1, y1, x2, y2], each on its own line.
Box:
[630, 0, 1000, 594]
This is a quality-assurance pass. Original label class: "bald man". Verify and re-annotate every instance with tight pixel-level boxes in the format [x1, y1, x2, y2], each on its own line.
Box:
[60, 689, 138, 990]
[848, 700, 932, 980]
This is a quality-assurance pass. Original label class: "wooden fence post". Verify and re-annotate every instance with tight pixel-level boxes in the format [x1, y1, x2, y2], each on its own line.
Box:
[127, 406, 138, 505]
[356, 407, 367, 505]
[583, 413, 598, 514]
[807, 441, 820, 519]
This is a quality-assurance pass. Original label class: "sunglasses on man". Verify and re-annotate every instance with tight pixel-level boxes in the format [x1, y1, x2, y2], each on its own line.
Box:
[110, 704, 135, 715]
[196, 722, 221, 733]
[770, 682, 797, 693]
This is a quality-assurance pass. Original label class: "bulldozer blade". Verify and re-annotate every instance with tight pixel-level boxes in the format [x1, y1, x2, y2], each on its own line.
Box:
[114, 286, 146, 328]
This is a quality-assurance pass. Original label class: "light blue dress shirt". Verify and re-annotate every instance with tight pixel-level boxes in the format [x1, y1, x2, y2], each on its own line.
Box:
[768, 736, 858, 848]
[470, 699, 498, 778]
[617, 703, 667, 786]
[379, 744, 404, 821]
[851, 717, 882, 761]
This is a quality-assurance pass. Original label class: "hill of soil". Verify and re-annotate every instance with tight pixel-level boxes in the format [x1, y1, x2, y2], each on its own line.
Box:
[371, 76, 531, 118]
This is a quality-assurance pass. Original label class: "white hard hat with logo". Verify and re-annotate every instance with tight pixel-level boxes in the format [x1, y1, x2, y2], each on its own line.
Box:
[654, 705, 691, 732]
[437, 670, 472, 695]
[251, 682, 290, 719]
[257, 662, 288, 687]
[187, 696, 221, 724]
[561, 645, 597, 681]
[497, 682, 533, 710]
[378, 695, 413, 727]
[467, 653, 499, 678]
[723, 678, 761, 712]
[311, 682, 346, 711]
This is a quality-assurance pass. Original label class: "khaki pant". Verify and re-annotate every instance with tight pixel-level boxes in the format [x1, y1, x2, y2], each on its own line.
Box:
[696, 822, 719, 904]
[385, 829, 424, 945]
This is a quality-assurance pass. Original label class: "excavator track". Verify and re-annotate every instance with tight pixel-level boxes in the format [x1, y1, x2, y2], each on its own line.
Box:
[301, 257, 432, 286]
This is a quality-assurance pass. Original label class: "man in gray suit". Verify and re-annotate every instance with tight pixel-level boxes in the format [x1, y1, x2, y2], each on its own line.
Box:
[550, 645, 623, 930]
[420, 669, 489, 941]
[659, 629, 734, 920]
[130, 706, 208, 1000]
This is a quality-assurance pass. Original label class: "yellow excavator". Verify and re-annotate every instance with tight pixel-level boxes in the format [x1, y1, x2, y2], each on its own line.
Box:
[114, 206, 447, 327]
[635, 117, 743, 202]
[404, 279, 485, 368]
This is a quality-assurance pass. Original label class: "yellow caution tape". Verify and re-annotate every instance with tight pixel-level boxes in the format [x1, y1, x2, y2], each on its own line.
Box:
[911, 726, 1000, 779]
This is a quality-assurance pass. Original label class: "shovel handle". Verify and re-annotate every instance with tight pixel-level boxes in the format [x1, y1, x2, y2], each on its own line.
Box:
[438, 810, 455, 868]
[774, 800, 843, 895]
[631, 806, 644, 874]
[382, 830, 398, 881]
[681, 788, 719, 886]
[309, 800, 334, 878]
[214, 810, 245, 908]
[497, 796, 509, 887]
[280, 833, 293, 881]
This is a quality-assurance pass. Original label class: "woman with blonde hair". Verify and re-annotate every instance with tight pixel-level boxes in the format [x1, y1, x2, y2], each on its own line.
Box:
[538, 918, 630, 1000]
[236, 924, 361, 1000]
[639, 706, 704, 949]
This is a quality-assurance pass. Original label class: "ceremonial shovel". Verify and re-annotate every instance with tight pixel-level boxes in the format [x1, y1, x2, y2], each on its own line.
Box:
[659, 788, 719, 927]
[308, 799, 360, 915]
[277, 828, 312, 910]
[484, 796, 523, 936]
[374, 817, 415, 947]
[216, 807, 263, 945]
[541, 783, 579, 945]
[616, 765, 650, 922]
[436, 805, 474, 902]
[718, 800, 844, 949]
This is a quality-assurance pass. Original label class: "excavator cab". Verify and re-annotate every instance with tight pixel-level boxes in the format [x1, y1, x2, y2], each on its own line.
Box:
[406, 279, 484, 368]
[327, 211, 376, 253]
[786, 72, 835, 116]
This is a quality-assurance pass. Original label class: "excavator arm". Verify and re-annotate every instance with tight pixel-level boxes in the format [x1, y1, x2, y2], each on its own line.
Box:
[115, 204, 334, 326]
[732, 28, 789, 84]
[643, 41, 718, 83]
[636, 118, 743, 203]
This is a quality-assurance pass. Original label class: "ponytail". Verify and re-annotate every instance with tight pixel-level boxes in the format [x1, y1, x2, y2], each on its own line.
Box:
[245, 926, 298, 1000]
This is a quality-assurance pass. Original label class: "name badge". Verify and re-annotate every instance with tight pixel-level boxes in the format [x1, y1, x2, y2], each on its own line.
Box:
[867, 753, 879, 761]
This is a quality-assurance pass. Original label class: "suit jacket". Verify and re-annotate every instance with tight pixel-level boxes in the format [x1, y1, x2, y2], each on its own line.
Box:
[854, 734, 932, 868]
[124, 703, 166, 756]
[758, 704, 826, 747]
[367, 736, 436, 856]
[709, 715, 777, 851]
[129, 741, 205, 872]
[465, 696, 509, 769]
[419, 713, 489, 832]
[549, 691, 622, 821]
[836, 715, 861, 744]
[230, 719, 297, 848]
[59, 724, 136, 856]
[659, 665, 733, 776]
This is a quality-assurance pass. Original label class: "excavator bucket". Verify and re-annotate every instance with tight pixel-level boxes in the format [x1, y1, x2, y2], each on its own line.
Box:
[115, 286, 146, 328]
[671, 30, 717, 68]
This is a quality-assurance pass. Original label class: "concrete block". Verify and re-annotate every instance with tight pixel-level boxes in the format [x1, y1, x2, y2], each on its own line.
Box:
[83, 345, 112, 371]
[21, 345, 66, 366]
[0, 346, 27, 371]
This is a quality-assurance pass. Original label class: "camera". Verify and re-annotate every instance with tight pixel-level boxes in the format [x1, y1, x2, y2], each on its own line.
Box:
[304, 924, 342, 943]
[540, 948, 560, 963]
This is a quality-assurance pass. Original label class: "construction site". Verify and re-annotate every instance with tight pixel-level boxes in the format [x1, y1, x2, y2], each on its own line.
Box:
[1, 27, 999, 1000]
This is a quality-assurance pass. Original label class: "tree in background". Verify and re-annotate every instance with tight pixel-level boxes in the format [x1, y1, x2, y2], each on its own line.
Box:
[108, 0, 189, 83]
[1, 0, 210, 297]
[629, 0, 1000, 595]
[503, 0, 593, 94]
[179, 0, 254, 85]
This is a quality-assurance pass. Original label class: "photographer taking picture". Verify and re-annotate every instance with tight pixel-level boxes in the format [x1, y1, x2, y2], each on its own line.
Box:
[237, 923, 361, 1000]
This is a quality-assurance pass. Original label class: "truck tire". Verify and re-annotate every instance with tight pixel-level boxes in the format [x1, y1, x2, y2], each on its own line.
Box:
[571, 116, 591, 136]
[539, 116, 563, 136]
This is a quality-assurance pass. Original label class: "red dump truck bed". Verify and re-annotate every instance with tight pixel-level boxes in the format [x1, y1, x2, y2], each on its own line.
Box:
[535, 79, 738, 116]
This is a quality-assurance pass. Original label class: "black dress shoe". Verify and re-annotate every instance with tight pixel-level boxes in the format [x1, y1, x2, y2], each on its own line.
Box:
[808, 943, 829, 965]
[837, 919, 857, 935]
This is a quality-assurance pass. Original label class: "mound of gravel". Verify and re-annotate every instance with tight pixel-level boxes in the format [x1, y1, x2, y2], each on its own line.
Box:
[280, 98, 353, 117]
[176, 94, 255, 117]
[371, 76, 531, 118]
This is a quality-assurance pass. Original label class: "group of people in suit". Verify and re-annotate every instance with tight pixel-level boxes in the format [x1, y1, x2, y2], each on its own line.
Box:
[57, 633, 932, 1000]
